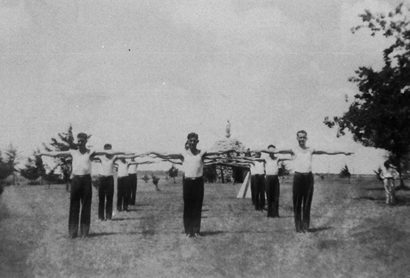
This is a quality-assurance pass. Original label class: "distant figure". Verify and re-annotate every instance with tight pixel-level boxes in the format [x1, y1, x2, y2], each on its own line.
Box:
[380, 160, 398, 205]
[225, 120, 231, 138]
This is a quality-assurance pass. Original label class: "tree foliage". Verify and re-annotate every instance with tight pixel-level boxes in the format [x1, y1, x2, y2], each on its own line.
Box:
[339, 165, 352, 179]
[20, 149, 45, 181]
[0, 145, 18, 180]
[278, 162, 290, 177]
[142, 174, 150, 183]
[168, 165, 178, 183]
[324, 3, 410, 186]
[42, 125, 76, 182]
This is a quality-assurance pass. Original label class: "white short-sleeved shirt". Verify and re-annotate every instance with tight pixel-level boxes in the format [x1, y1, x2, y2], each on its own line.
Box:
[292, 146, 314, 173]
[100, 155, 115, 176]
[183, 150, 204, 178]
[381, 166, 397, 179]
[265, 156, 279, 176]
[116, 161, 129, 177]
[128, 164, 138, 174]
[250, 161, 265, 175]
[70, 149, 93, 176]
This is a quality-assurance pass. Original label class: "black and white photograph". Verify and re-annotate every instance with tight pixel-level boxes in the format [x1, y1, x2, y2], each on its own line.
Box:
[0, 0, 409, 277]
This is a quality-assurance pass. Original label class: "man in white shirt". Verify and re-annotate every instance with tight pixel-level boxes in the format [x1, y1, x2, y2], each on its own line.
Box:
[263, 145, 290, 218]
[278, 130, 352, 233]
[147, 132, 231, 238]
[41, 133, 111, 238]
[92, 144, 124, 221]
[380, 160, 398, 205]
[127, 158, 154, 206]
[116, 158, 131, 212]
[249, 152, 266, 211]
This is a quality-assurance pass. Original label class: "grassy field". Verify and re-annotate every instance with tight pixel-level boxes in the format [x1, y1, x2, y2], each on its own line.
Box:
[1, 175, 410, 278]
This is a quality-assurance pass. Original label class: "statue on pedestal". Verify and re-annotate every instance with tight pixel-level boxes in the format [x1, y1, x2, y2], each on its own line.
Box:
[225, 120, 231, 139]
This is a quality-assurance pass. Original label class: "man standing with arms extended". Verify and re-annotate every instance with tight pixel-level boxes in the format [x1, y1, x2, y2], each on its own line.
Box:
[41, 133, 111, 238]
[278, 130, 352, 233]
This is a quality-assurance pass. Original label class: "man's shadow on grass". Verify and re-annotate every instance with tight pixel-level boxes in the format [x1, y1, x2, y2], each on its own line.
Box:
[87, 232, 118, 238]
[111, 217, 147, 221]
[199, 230, 225, 236]
[307, 226, 332, 233]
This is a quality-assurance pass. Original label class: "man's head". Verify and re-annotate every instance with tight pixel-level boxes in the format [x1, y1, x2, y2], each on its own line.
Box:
[77, 133, 88, 147]
[384, 160, 393, 169]
[104, 143, 113, 158]
[186, 132, 199, 150]
[267, 144, 276, 158]
[296, 130, 308, 147]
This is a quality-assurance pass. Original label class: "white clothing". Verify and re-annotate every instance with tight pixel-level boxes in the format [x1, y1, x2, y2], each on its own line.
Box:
[128, 164, 138, 174]
[183, 149, 204, 178]
[116, 161, 129, 177]
[70, 149, 92, 176]
[381, 166, 398, 179]
[292, 146, 314, 173]
[100, 155, 115, 176]
[250, 161, 265, 175]
[265, 156, 279, 175]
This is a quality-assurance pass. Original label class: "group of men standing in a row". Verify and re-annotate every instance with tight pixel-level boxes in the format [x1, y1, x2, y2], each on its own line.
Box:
[93, 143, 151, 221]
[41, 130, 352, 238]
[41, 137, 150, 238]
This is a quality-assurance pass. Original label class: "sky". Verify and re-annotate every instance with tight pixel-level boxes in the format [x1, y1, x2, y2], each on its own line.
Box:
[0, 0, 408, 174]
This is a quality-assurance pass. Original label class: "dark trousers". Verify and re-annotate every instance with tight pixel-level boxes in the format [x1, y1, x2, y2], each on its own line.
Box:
[253, 174, 265, 210]
[251, 176, 256, 205]
[183, 177, 204, 235]
[117, 176, 130, 211]
[293, 172, 314, 232]
[68, 175, 92, 238]
[98, 176, 114, 220]
[129, 174, 137, 205]
[265, 175, 280, 217]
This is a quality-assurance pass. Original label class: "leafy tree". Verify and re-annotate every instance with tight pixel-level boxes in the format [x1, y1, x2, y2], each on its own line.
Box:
[42, 125, 77, 183]
[0, 151, 12, 180]
[374, 167, 383, 181]
[142, 173, 150, 183]
[278, 162, 290, 177]
[20, 149, 45, 181]
[0, 145, 19, 182]
[324, 3, 410, 188]
[168, 165, 178, 183]
[339, 165, 352, 183]
[151, 174, 160, 191]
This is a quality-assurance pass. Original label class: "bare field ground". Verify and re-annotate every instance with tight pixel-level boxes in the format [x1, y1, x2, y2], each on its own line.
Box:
[1, 176, 410, 278]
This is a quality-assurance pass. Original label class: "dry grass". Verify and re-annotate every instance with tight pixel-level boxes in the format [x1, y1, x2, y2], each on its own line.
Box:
[1, 176, 410, 277]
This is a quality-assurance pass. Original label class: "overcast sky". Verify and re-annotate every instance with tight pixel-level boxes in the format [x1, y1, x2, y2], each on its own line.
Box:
[0, 0, 407, 173]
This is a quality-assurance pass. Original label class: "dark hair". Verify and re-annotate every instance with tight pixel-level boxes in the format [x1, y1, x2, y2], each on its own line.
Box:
[77, 132, 88, 140]
[296, 130, 307, 136]
[187, 132, 198, 140]
[267, 144, 276, 149]
[104, 144, 112, 150]
[384, 160, 392, 168]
